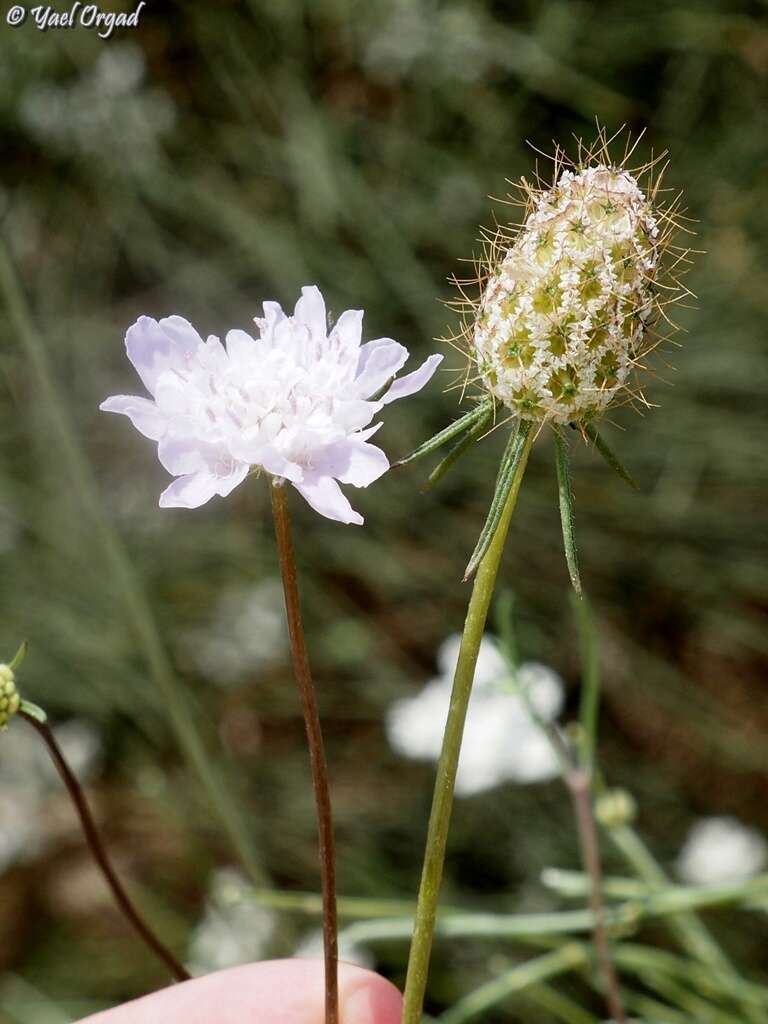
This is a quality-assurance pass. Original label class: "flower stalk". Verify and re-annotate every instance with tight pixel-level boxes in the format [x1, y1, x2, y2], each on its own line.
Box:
[271, 480, 338, 1024]
[402, 423, 534, 1023]
[564, 765, 626, 1023]
[18, 707, 189, 983]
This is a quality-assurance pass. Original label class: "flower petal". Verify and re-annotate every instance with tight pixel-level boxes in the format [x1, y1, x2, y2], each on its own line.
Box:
[157, 437, 208, 476]
[254, 301, 287, 346]
[158, 464, 248, 509]
[315, 438, 389, 488]
[381, 353, 443, 404]
[159, 472, 220, 509]
[333, 399, 381, 434]
[125, 315, 203, 395]
[229, 435, 304, 482]
[99, 394, 166, 441]
[294, 286, 327, 342]
[225, 329, 257, 364]
[330, 309, 363, 356]
[215, 464, 250, 497]
[354, 339, 409, 399]
[292, 474, 363, 525]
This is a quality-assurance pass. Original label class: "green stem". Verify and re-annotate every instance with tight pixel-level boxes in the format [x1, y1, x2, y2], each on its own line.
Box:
[271, 481, 338, 1024]
[524, 985, 601, 1024]
[402, 424, 534, 1023]
[608, 824, 766, 1024]
[573, 594, 600, 774]
[609, 825, 732, 970]
[438, 945, 587, 1024]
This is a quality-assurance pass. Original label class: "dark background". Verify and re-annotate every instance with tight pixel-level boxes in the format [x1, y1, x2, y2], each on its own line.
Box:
[0, 0, 766, 1019]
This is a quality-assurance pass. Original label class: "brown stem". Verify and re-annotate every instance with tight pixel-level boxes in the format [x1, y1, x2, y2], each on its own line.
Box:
[270, 481, 338, 1024]
[565, 765, 626, 1023]
[19, 709, 189, 984]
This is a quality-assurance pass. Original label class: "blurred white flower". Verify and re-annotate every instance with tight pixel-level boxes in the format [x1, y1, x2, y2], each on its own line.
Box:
[187, 867, 275, 975]
[386, 634, 563, 796]
[183, 579, 287, 687]
[676, 817, 768, 885]
[0, 718, 102, 873]
[295, 928, 373, 970]
[18, 43, 175, 165]
[101, 286, 442, 523]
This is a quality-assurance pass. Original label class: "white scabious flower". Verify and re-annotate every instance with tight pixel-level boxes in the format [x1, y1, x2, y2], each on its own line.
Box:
[676, 817, 768, 886]
[386, 634, 563, 796]
[187, 867, 276, 975]
[473, 164, 660, 424]
[101, 286, 442, 524]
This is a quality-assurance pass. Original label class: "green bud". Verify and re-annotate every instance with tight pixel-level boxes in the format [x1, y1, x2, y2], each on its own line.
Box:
[595, 788, 637, 829]
[0, 664, 20, 729]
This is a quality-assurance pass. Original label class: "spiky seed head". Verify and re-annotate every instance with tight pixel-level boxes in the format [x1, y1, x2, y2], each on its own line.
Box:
[449, 131, 693, 428]
[474, 164, 660, 424]
[0, 665, 20, 729]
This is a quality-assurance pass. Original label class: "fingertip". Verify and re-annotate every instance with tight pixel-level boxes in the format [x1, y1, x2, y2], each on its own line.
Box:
[341, 965, 403, 1024]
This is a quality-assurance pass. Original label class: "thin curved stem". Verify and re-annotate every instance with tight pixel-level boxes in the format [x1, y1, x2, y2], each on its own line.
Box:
[271, 481, 338, 1024]
[402, 423, 534, 1023]
[565, 768, 626, 1023]
[19, 709, 189, 983]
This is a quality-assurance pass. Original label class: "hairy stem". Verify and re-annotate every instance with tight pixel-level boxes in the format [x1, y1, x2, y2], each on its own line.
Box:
[402, 424, 534, 1023]
[19, 709, 189, 983]
[271, 481, 338, 1024]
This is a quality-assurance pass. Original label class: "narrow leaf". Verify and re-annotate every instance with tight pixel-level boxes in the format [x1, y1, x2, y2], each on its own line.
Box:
[554, 426, 582, 596]
[8, 640, 28, 672]
[422, 407, 494, 492]
[464, 420, 532, 580]
[583, 422, 639, 490]
[19, 700, 47, 724]
[396, 398, 494, 467]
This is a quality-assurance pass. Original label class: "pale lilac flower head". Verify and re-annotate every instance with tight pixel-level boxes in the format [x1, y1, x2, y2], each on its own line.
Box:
[101, 286, 442, 524]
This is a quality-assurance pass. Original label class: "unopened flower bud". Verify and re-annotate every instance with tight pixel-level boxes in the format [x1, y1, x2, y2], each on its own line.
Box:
[473, 163, 664, 424]
[0, 665, 20, 729]
[596, 788, 637, 829]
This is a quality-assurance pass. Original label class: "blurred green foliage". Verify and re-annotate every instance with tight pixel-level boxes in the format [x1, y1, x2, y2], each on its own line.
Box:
[1, 0, 767, 1019]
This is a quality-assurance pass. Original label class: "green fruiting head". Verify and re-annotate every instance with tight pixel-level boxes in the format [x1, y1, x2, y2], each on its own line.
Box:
[0, 665, 20, 729]
[450, 133, 691, 429]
